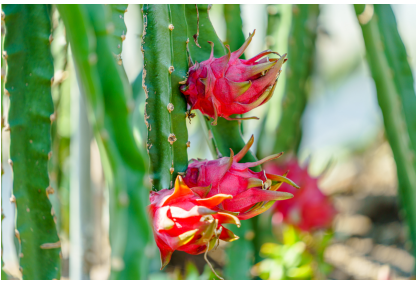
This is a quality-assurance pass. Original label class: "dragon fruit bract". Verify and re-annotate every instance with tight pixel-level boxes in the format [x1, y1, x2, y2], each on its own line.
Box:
[183, 135, 299, 220]
[149, 176, 240, 269]
[265, 159, 337, 232]
[180, 30, 287, 125]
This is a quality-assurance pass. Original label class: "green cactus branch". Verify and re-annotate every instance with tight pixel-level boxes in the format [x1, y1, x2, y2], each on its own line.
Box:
[3, 4, 60, 279]
[108, 4, 128, 62]
[354, 4, 416, 256]
[373, 4, 416, 160]
[142, 4, 189, 191]
[224, 4, 245, 55]
[273, 4, 319, 157]
[58, 4, 151, 279]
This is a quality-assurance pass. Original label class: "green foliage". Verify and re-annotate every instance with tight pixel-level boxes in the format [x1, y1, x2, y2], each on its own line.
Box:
[142, 4, 189, 191]
[57, 4, 152, 279]
[253, 226, 333, 280]
[273, 4, 319, 156]
[224, 4, 245, 55]
[373, 5, 416, 159]
[108, 4, 127, 60]
[3, 4, 60, 279]
[354, 4, 416, 256]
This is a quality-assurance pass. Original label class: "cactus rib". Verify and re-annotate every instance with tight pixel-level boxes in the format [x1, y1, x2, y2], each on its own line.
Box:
[168, 4, 189, 182]
[3, 4, 60, 279]
[355, 4, 416, 256]
[273, 4, 319, 156]
[58, 4, 151, 279]
[109, 4, 128, 64]
[373, 4, 416, 159]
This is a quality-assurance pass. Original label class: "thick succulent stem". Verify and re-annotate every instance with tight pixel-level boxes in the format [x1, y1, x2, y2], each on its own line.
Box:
[373, 4, 416, 161]
[224, 4, 245, 55]
[3, 4, 61, 279]
[273, 4, 319, 156]
[185, 5, 256, 279]
[354, 4, 416, 256]
[58, 4, 152, 279]
[142, 4, 189, 191]
[108, 4, 128, 64]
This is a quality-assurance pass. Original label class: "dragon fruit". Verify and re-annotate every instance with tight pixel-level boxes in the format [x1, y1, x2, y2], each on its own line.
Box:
[180, 30, 287, 125]
[149, 175, 241, 269]
[183, 135, 299, 220]
[265, 159, 337, 232]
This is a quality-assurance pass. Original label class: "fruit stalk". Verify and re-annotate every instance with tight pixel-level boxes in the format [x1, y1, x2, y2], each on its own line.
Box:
[3, 4, 61, 279]
[58, 4, 152, 278]
[354, 4, 416, 256]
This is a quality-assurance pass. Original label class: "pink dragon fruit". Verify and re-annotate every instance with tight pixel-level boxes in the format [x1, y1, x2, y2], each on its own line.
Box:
[149, 176, 241, 269]
[183, 135, 299, 220]
[265, 159, 337, 232]
[180, 30, 287, 125]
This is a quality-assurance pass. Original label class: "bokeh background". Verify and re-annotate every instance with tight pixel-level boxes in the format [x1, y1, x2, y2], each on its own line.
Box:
[1, 4, 416, 280]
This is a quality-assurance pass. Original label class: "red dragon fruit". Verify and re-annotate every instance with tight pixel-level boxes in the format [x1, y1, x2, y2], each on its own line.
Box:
[149, 175, 241, 269]
[183, 135, 299, 220]
[264, 159, 337, 232]
[180, 30, 287, 125]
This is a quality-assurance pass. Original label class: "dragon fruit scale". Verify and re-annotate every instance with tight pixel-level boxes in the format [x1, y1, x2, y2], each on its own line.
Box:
[149, 175, 241, 269]
[180, 30, 287, 125]
[265, 159, 337, 232]
[183, 135, 299, 220]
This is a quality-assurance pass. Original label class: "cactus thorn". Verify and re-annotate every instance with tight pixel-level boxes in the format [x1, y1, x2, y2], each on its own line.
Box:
[121, 34, 126, 41]
[186, 141, 191, 148]
[167, 103, 174, 113]
[50, 112, 56, 123]
[117, 58, 123, 65]
[15, 229, 20, 242]
[40, 241, 61, 249]
[46, 186, 55, 196]
[168, 134, 177, 145]
[169, 66, 174, 73]
[124, 8, 128, 13]
[10, 195, 16, 203]
[49, 34, 53, 44]
[169, 24, 174, 31]
[8, 159, 13, 167]
[179, 80, 186, 85]
[2, 50, 7, 60]
[170, 167, 174, 174]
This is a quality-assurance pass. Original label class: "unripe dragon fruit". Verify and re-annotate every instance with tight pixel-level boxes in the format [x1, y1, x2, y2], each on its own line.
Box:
[180, 30, 287, 125]
[183, 135, 299, 220]
[265, 159, 337, 232]
[149, 176, 241, 269]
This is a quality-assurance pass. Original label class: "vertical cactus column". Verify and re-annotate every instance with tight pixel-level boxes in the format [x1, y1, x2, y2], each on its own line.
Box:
[109, 4, 128, 65]
[273, 4, 319, 156]
[354, 4, 416, 256]
[58, 4, 152, 279]
[142, 4, 189, 191]
[3, 4, 61, 279]
[185, 4, 257, 279]
[224, 4, 245, 54]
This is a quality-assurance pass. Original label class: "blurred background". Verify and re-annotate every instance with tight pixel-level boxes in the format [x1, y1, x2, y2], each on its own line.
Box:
[1, 4, 416, 280]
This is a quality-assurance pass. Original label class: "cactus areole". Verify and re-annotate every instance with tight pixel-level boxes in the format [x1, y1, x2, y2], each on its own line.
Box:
[180, 30, 287, 125]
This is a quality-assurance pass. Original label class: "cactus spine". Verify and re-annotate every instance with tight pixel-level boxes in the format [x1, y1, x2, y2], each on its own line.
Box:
[3, 4, 60, 279]
[142, 4, 189, 191]
[109, 4, 128, 64]
[273, 4, 319, 156]
[185, 5, 257, 279]
[58, 4, 151, 279]
[354, 4, 416, 256]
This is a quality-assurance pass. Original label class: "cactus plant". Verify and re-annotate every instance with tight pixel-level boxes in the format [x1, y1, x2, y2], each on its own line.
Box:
[273, 4, 319, 157]
[142, 4, 189, 192]
[108, 4, 128, 63]
[224, 4, 245, 54]
[58, 4, 152, 279]
[3, 4, 61, 279]
[354, 4, 416, 256]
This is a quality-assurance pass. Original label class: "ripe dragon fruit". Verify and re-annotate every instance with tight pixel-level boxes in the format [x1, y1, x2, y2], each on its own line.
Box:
[149, 175, 241, 269]
[180, 30, 287, 125]
[264, 159, 337, 232]
[183, 135, 299, 220]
